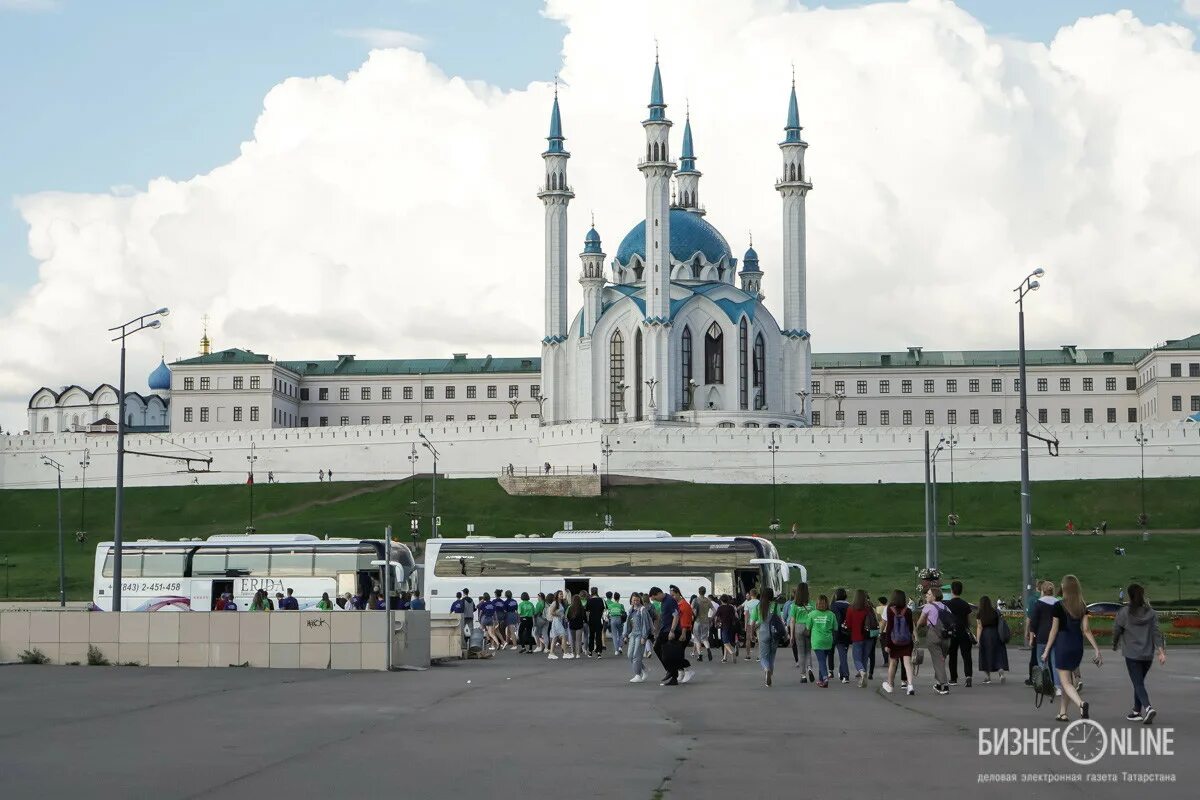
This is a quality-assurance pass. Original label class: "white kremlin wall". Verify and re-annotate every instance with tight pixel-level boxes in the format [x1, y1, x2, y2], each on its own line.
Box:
[2, 422, 1199, 491]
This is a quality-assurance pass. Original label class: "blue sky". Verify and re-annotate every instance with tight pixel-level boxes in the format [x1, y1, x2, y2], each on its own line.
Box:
[0, 0, 1196, 303]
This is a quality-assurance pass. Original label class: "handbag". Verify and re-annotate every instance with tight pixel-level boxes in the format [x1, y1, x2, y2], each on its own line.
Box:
[997, 616, 1012, 644]
[769, 612, 788, 647]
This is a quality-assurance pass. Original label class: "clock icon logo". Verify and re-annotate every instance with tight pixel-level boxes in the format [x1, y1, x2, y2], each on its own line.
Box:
[1062, 719, 1108, 766]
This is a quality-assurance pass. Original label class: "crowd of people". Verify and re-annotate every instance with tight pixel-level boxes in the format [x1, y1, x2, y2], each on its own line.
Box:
[449, 574, 1168, 722]
[214, 587, 427, 612]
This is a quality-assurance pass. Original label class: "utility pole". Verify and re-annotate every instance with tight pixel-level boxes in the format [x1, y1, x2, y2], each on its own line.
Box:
[923, 431, 932, 569]
[42, 457, 66, 607]
[767, 431, 780, 534]
[420, 433, 441, 538]
[246, 441, 258, 533]
[1015, 268, 1044, 610]
[78, 449, 90, 542]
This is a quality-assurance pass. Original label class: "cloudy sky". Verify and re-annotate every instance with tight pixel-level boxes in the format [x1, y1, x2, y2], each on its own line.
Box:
[1, 0, 1198, 431]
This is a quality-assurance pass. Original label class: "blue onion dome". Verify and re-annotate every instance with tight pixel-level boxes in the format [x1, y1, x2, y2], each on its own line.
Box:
[584, 226, 603, 254]
[615, 208, 731, 267]
[148, 358, 171, 391]
[741, 246, 760, 270]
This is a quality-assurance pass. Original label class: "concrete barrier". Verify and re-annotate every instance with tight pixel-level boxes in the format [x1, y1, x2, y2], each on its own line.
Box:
[0, 610, 432, 670]
[431, 613, 465, 661]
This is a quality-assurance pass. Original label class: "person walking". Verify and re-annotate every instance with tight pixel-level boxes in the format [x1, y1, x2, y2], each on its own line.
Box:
[670, 586, 695, 681]
[624, 592, 654, 683]
[831, 587, 852, 684]
[567, 593, 587, 659]
[714, 594, 738, 663]
[844, 589, 873, 688]
[975, 595, 1009, 683]
[789, 583, 815, 682]
[517, 592, 536, 654]
[315, 592, 333, 610]
[1042, 574, 1103, 721]
[1028, 581, 1061, 694]
[749, 587, 782, 687]
[504, 590, 520, 649]
[875, 595, 891, 672]
[607, 592, 626, 655]
[882, 590, 916, 696]
[1112, 583, 1166, 724]
[533, 592, 548, 653]
[807, 595, 837, 688]
[692, 586, 714, 662]
[741, 589, 760, 661]
[547, 593, 569, 659]
[946, 580, 974, 687]
[585, 587, 606, 657]
[915, 588, 952, 695]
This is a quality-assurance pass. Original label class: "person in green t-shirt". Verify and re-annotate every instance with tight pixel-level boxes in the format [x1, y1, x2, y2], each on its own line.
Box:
[807, 595, 838, 687]
[606, 592, 627, 654]
[315, 592, 333, 611]
[517, 592, 537, 653]
[532, 593, 547, 653]
[788, 583, 815, 682]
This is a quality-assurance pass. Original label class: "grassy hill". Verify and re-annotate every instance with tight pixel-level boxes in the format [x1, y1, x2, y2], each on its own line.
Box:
[1, 475, 1197, 602]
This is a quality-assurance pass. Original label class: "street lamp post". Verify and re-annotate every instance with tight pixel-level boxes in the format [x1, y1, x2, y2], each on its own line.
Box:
[41, 457, 67, 607]
[1015, 267, 1044, 610]
[534, 394, 548, 426]
[419, 433, 440, 539]
[508, 398, 521, 420]
[109, 307, 169, 611]
[78, 449, 90, 544]
[930, 437, 946, 569]
[795, 390, 810, 426]
[767, 431, 780, 534]
[1177, 565, 1183, 602]
[1134, 425, 1149, 538]
[246, 441, 258, 533]
[601, 435, 614, 527]
[833, 390, 846, 427]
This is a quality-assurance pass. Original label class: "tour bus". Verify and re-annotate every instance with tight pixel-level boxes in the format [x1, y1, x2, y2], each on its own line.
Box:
[421, 530, 805, 613]
[92, 534, 416, 611]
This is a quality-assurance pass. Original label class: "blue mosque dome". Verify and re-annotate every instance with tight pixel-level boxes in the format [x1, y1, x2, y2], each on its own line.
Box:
[741, 245, 760, 271]
[148, 358, 171, 391]
[583, 226, 603, 254]
[615, 208, 731, 267]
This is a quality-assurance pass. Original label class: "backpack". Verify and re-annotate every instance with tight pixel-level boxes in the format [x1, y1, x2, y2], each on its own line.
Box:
[769, 609, 788, 647]
[1031, 662, 1056, 708]
[889, 607, 913, 645]
[936, 602, 957, 641]
[997, 615, 1012, 644]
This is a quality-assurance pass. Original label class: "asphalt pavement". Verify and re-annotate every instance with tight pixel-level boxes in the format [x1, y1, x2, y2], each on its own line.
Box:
[1, 644, 1197, 799]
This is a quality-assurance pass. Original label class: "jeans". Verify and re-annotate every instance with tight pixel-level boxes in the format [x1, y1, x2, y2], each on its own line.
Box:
[1125, 658, 1152, 712]
[1036, 642, 1061, 687]
[628, 634, 646, 676]
[815, 648, 832, 682]
[836, 641, 850, 679]
[758, 624, 778, 672]
[948, 634, 973, 682]
[609, 618, 624, 653]
[852, 640, 870, 673]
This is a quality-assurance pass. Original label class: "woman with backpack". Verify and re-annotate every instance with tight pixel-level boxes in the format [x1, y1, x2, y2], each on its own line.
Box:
[975, 595, 1010, 683]
[807, 595, 837, 687]
[789, 583, 815, 682]
[845, 589, 874, 688]
[749, 587, 782, 687]
[1042, 574, 1103, 721]
[1112, 583, 1166, 724]
[882, 589, 916, 696]
[916, 587, 952, 695]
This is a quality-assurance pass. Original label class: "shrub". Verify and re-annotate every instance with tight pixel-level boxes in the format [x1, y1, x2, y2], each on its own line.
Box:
[18, 648, 50, 665]
[87, 645, 110, 666]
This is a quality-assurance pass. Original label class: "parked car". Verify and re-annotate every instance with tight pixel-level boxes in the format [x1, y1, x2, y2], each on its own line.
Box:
[1087, 601, 1124, 615]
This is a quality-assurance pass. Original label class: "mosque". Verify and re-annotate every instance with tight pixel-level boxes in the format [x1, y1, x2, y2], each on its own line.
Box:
[539, 59, 813, 426]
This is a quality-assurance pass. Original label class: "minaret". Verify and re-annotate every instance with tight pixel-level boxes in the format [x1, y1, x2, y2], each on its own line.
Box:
[580, 219, 605, 337]
[739, 236, 763, 298]
[537, 83, 574, 424]
[639, 55, 675, 420]
[776, 76, 813, 421]
[674, 106, 703, 215]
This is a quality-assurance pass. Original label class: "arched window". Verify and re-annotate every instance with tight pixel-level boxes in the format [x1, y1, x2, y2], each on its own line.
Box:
[738, 319, 749, 410]
[609, 330, 625, 423]
[753, 332, 766, 409]
[633, 261, 644, 282]
[634, 327, 644, 421]
[691, 257, 702, 280]
[41, 416, 49, 432]
[680, 326, 693, 407]
[71, 414, 79, 428]
[704, 323, 724, 385]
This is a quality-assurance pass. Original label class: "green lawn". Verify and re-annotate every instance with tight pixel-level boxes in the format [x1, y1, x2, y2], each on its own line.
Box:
[1, 476, 1197, 602]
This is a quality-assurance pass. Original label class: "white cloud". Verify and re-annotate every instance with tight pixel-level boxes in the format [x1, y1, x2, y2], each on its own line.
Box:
[2, 0, 1200, 430]
[335, 27, 427, 50]
[0, 0, 60, 11]
[1183, 1, 1200, 21]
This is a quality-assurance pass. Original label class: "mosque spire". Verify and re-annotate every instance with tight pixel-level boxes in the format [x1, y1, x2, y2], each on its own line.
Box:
[647, 47, 666, 121]
[674, 101, 703, 214]
[784, 68, 802, 143]
[546, 76, 565, 153]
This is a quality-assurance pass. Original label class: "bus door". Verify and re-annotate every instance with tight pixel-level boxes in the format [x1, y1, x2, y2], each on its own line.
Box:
[735, 569, 760, 597]
[540, 578, 565, 597]
[712, 572, 735, 599]
[564, 578, 589, 597]
[207, 580, 233, 610]
[336, 572, 358, 599]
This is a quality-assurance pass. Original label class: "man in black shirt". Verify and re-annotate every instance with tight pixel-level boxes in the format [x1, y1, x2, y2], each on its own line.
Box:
[945, 580, 974, 687]
[831, 588, 851, 683]
[586, 587, 607, 657]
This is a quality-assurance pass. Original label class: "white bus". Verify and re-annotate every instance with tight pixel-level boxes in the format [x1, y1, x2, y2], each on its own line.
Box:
[421, 530, 804, 613]
[92, 534, 416, 611]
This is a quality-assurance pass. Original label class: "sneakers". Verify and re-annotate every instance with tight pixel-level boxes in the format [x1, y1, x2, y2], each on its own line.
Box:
[661, 678, 679, 686]
[935, 684, 950, 695]
[634, 672, 646, 683]
[982, 677, 991, 685]
[615, 648, 622, 656]
[800, 675, 808, 684]
[1081, 701, 1090, 720]
[906, 685, 916, 696]
[1126, 710, 1143, 721]
[857, 671, 866, 688]
[586, 652, 593, 659]
[563, 653, 574, 660]
[881, 681, 894, 694]
[966, 676, 973, 687]
[840, 676, 849, 684]
[817, 679, 829, 688]
[1143, 707, 1157, 725]
[629, 675, 640, 683]
[765, 670, 773, 688]
[681, 668, 695, 684]
[948, 680, 958, 686]
[807, 667, 816, 683]
[998, 673, 1004, 685]
[547, 653, 559, 660]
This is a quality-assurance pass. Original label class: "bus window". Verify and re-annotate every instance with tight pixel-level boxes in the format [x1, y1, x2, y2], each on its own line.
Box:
[529, 550, 580, 576]
[314, 551, 359, 575]
[225, 550, 269, 576]
[191, 549, 227, 576]
[631, 550, 682, 571]
[102, 551, 143, 578]
[481, 551, 530, 576]
[270, 549, 315, 576]
[141, 550, 186, 577]
[578, 551, 632, 575]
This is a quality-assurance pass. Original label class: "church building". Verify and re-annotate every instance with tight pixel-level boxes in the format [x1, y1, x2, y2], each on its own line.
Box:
[540, 60, 813, 427]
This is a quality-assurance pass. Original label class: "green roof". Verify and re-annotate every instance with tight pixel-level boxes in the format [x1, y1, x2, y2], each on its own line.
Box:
[171, 349, 273, 367]
[812, 347, 1148, 370]
[1156, 333, 1200, 351]
[278, 355, 539, 377]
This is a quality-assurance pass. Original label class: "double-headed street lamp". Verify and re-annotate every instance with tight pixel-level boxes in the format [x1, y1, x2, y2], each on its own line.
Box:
[419, 433, 441, 539]
[601, 435, 614, 527]
[833, 390, 847, 426]
[795, 390, 810, 426]
[534, 394, 549, 426]
[41, 456, 67, 607]
[109, 307, 169, 612]
[1134, 424, 1149, 537]
[1015, 267, 1044, 609]
[767, 431, 781, 534]
[78, 449, 90, 543]
[508, 398, 522, 420]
